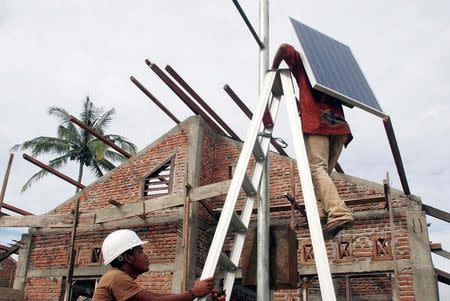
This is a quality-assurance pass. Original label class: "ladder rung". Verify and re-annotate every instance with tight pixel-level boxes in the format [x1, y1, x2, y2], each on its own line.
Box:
[242, 175, 256, 196]
[253, 141, 265, 161]
[230, 212, 247, 232]
[219, 252, 237, 271]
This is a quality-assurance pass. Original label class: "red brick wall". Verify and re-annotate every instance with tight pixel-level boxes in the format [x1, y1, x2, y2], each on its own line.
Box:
[24, 124, 191, 300]
[24, 277, 64, 300]
[0, 255, 16, 288]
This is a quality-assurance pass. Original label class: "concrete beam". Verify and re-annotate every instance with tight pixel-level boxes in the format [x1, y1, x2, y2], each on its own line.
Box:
[0, 214, 72, 228]
[26, 263, 175, 278]
[298, 259, 412, 276]
[189, 180, 231, 202]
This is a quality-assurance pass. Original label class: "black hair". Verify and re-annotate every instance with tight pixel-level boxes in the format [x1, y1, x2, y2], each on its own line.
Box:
[110, 248, 134, 268]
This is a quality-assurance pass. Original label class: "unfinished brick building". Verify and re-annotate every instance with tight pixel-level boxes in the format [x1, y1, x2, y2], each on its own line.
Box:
[5, 115, 443, 300]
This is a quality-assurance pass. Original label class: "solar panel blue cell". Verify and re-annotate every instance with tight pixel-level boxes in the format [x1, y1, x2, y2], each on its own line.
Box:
[290, 18, 384, 116]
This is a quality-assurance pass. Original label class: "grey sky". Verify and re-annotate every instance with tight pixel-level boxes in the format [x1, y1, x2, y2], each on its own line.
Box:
[1, 0, 449, 297]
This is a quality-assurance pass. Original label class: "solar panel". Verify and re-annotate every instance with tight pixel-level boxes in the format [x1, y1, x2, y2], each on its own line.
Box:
[290, 18, 384, 117]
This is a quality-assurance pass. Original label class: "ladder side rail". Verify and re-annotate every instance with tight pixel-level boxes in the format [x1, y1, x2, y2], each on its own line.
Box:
[281, 70, 337, 301]
[223, 93, 282, 297]
[199, 71, 277, 282]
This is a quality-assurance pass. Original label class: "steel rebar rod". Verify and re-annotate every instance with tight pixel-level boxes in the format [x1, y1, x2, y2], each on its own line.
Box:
[69, 115, 132, 159]
[165, 65, 241, 141]
[283, 192, 306, 217]
[130, 76, 180, 124]
[23, 154, 85, 189]
[232, 0, 265, 49]
[146, 60, 228, 137]
[223, 84, 288, 156]
[383, 116, 410, 195]
[0, 154, 14, 213]
[1, 203, 33, 216]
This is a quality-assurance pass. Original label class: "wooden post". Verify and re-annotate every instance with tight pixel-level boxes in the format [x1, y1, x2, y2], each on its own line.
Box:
[64, 198, 80, 301]
[0, 154, 14, 213]
[384, 173, 399, 300]
[345, 276, 352, 301]
[182, 184, 191, 291]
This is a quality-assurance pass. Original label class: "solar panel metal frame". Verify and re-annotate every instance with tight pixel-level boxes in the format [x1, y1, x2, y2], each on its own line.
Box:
[290, 18, 386, 118]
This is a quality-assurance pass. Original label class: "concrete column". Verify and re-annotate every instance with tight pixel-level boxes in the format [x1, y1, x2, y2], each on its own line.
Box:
[13, 233, 32, 291]
[172, 117, 204, 292]
[407, 209, 439, 301]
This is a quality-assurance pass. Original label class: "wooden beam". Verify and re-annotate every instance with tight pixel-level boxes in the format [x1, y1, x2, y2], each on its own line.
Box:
[0, 214, 72, 228]
[64, 198, 80, 301]
[384, 174, 399, 300]
[435, 268, 450, 285]
[1, 203, 33, 216]
[430, 243, 450, 260]
[0, 154, 14, 213]
[0, 244, 20, 263]
[422, 204, 450, 223]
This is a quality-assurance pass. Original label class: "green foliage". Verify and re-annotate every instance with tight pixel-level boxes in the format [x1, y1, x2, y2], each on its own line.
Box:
[12, 97, 137, 192]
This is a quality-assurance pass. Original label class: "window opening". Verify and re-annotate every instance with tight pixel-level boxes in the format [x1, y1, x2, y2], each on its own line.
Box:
[142, 156, 175, 198]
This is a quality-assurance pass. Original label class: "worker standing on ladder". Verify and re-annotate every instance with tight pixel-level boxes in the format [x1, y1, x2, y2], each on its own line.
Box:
[272, 43, 354, 236]
[92, 229, 224, 301]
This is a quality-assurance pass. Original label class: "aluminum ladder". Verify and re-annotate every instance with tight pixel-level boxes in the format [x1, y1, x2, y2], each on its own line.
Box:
[199, 69, 336, 301]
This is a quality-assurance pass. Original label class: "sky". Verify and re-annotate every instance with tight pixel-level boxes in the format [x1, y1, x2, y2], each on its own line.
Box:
[0, 0, 449, 297]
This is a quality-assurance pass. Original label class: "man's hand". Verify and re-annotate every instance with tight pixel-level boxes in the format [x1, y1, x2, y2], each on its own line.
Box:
[191, 277, 215, 298]
[210, 289, 226, 301]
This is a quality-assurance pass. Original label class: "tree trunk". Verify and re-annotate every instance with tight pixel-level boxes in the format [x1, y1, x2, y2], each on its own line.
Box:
[75, 162, 84, 194]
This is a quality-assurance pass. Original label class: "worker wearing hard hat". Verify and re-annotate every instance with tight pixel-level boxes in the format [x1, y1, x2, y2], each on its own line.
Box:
[92, 229, 223, 301]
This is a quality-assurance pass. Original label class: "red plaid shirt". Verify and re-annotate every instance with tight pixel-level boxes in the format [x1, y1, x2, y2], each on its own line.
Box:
[279, 44, 352, 146]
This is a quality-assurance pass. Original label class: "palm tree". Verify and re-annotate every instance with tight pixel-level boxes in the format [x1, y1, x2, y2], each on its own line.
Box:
[12, 96, 137, 193]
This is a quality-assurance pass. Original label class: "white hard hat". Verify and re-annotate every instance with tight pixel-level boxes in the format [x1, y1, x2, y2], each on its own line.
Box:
[102, 229, 148, 265]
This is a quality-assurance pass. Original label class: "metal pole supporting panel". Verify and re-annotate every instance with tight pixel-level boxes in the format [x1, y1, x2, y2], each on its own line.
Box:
[257, 1, 270, 300]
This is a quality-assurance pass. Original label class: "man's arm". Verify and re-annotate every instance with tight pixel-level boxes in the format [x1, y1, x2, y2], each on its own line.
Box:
[272, 43, 290, 69]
